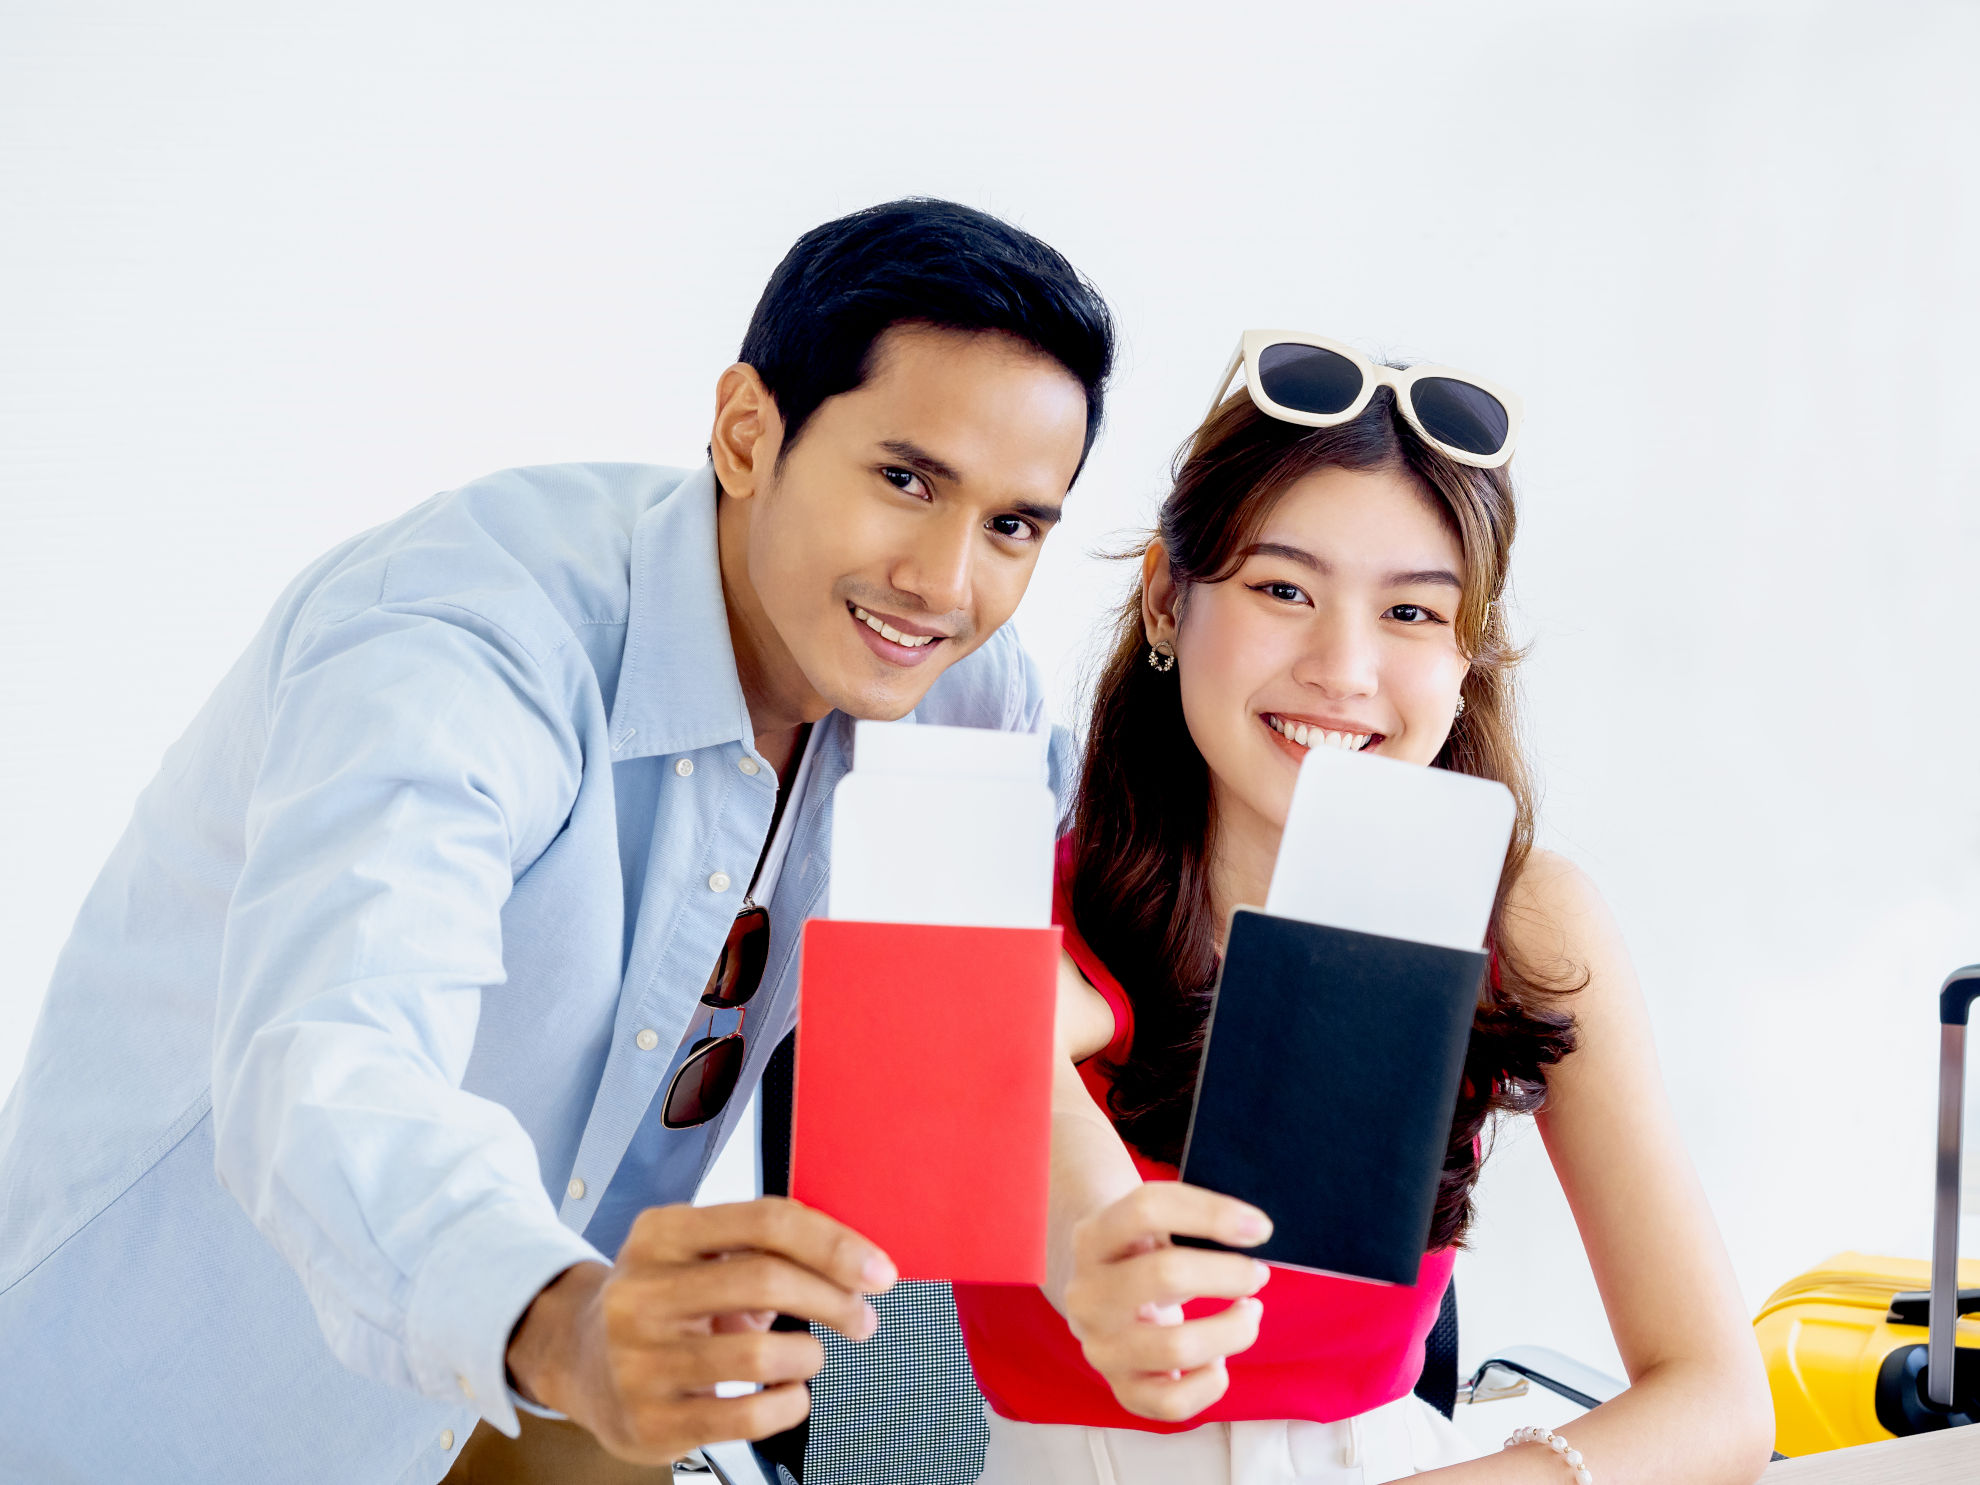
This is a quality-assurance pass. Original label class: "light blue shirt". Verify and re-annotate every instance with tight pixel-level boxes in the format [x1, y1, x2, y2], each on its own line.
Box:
[0, 462, 1059, 1484]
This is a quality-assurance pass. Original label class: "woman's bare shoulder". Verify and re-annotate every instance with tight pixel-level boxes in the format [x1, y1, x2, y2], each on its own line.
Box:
[1501, 848, 1623, 975]
[1057, 949, 1117, 1063]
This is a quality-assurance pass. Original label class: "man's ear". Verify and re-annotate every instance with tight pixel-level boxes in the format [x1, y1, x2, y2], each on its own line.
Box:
[1141, 541, 1182, 648]
[710, 363, 785, 500]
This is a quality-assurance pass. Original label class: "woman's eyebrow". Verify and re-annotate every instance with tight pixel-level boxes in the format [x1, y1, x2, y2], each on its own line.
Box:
[1242, 541, 1329, 573]
[1243, 543, 1462, 591]
[1387, 567, 1463, 589]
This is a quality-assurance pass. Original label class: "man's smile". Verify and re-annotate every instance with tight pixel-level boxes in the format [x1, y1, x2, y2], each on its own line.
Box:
[849, 602, 950, 666]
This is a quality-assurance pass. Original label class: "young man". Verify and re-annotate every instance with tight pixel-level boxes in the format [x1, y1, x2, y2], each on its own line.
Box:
[0, 199, 1113, 1483]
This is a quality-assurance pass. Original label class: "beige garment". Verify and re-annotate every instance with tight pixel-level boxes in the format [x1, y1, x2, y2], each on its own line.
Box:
[441, 1414, 675, 1485]
[978, 1393, 1482, 1485]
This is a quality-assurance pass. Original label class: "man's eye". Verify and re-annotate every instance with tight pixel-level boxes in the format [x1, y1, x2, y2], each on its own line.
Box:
[1387, 603, 1446, 624]
[987, 514, 1039, 542]
[881, 467, 928, 498]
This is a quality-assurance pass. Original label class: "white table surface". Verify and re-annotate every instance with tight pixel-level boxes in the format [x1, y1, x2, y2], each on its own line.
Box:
[1761, 1424, 1978, 1482]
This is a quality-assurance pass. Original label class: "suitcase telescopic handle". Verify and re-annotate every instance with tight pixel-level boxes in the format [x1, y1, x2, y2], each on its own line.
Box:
[1928, 965, 1980, 1409]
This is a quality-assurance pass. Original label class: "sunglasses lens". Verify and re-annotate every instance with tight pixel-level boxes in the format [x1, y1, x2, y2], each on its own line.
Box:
[703, 906, 771, 1008]
[1410, 376, 1510, 459]
[662, 1034, 746, 1128]
[1256, 343, 1364, 416]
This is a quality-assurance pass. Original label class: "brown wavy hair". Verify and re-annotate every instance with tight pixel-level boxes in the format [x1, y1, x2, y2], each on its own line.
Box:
[1065, 387, 1582, 1250]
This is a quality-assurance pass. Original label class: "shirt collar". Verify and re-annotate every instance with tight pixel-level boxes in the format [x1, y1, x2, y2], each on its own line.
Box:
[608, 462, 756, 761]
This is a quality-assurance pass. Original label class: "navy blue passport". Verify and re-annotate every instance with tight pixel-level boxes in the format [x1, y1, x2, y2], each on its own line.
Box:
[1176, 908, 1486, 1285]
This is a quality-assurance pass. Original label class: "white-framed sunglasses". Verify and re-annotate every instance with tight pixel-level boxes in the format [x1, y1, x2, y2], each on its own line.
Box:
[1208, 329, 1525, 469]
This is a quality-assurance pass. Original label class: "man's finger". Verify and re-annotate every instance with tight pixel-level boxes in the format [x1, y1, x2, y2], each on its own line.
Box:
[1073, 1183, 1271, 1265]
[653, 1329, 827, 1394]
[709, 1310, 777, 1335]
[622, 1198, 896, 1294]
[664, 1380, 815, 1447]
[605, 1257, 878, 1344]
[677, 1386, 815, 1457]
[605, 1381, 814, 1463]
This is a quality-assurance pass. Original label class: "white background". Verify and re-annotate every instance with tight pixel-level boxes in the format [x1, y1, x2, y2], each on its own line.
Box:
[5, 1, 1979, 1394]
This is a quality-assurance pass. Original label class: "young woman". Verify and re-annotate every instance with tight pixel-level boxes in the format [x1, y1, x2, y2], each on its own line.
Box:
[952, 334, 1776, 1484]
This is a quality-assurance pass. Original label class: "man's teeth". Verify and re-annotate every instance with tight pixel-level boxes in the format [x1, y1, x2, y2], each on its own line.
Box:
[1267, 715, 1372, 752]
[852, 606, 937, 649]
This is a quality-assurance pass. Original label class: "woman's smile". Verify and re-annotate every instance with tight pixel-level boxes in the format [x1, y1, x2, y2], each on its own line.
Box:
[1262, 711, 1381, 757]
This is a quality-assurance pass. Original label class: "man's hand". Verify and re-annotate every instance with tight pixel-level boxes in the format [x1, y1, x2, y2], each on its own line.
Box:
[1062, 1182, 1272, 1422]
[505, 1197, 897, 1464]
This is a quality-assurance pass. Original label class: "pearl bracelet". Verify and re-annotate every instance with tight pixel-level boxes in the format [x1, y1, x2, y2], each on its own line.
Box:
[1504, 1425, 1592, 1484]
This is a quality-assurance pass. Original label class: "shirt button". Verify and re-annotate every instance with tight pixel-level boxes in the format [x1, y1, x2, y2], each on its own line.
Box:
[635, 1028, 659, 1051]
[674, 757, 694, 777]
[738, 756, 760, 776]
[455, 1373, 473, 1399]
[708, 871, 731, 893]
[441, 1429, 455, 1450]
[567, 1177, 586, 1201]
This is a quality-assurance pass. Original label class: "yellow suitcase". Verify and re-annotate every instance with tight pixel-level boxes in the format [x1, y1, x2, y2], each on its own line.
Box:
[1754, 966, 1980, 1455]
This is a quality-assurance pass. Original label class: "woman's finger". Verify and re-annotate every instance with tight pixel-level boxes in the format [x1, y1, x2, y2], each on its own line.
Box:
[1072, 1182, 1271, 1266]
[1067, 1244, 1270, 1334]
[1080, 1296, 1264, 1379]
[1109, 1359, 1235, 1424]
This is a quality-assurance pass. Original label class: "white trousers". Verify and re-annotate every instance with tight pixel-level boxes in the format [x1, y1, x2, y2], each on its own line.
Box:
[977, 1393, 1482, 1485]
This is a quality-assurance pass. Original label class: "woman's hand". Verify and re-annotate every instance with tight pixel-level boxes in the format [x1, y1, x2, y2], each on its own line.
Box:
[1061, 1181, 1275, 1422]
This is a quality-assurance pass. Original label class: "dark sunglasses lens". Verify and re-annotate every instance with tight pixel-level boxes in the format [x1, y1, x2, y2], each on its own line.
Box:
[1410, 377, 1510, 458]
[702, 907, 771, 1008]
[662, 1034, 746, 1128]
[1256, 343, 1365, 416]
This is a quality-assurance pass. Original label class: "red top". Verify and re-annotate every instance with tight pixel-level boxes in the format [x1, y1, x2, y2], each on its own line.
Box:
[952, 851, 1457, 1429]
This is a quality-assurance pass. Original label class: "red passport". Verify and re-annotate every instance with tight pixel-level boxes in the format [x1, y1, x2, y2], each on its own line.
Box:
[791, 919, 1061, 1285]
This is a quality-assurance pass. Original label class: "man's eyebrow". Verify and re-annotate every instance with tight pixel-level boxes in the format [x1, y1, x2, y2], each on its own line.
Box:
[879, 439, 1062, 525]
[878, 439, 962, 485]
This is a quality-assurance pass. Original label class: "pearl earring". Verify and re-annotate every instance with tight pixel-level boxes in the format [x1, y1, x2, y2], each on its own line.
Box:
[1146, 642, 1176, 673]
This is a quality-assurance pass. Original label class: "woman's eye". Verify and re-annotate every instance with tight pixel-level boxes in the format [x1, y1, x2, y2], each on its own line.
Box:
[880, 466, 928, 498]
[1250, 580, 1309, 605]
[987, 514, 1039, 543]
[1386, 603, 1446, 624]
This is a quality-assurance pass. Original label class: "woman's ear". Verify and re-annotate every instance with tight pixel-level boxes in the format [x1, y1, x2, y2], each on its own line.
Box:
[1141, 541, 1182, 649]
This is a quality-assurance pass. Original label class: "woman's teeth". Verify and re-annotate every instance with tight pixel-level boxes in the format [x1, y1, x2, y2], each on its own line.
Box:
[852, 605, 937, 649]
[1267, 715, 1373, 752]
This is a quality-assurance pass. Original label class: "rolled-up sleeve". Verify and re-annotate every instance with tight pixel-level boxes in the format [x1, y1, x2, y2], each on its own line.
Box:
[210, 600, 605, 1437]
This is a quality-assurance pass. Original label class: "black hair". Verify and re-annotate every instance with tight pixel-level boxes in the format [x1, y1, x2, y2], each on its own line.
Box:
[738, 198, 1116, 473]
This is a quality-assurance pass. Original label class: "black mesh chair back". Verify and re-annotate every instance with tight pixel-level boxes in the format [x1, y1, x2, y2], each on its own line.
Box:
[757, 1035, 989, 1484]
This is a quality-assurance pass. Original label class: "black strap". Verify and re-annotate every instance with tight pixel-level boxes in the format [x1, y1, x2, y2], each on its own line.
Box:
[760, 1032, 798, 1199]
[1414, 1277, 1460, 1419]
[753, 1033, 811, 1482]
